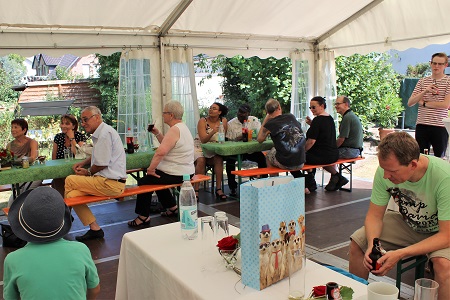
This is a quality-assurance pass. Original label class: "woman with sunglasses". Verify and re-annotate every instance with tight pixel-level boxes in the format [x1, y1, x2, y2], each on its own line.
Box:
[194, 102, 228, 200]
[303, 96, 339, 193]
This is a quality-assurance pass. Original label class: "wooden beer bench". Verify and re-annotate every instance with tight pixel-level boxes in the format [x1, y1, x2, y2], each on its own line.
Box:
[231, 157, 364, 192]
[2, 174, 210, 215]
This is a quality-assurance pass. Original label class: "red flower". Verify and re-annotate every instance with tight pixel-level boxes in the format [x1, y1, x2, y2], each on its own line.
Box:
[313, 285, 326, 297]
[217, 236, 239, 251]
[385, 105, 391, 110]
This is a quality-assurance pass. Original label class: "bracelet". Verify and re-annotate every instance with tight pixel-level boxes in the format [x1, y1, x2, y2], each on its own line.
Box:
[69, 138, 75, 141]
[87, 167, 92, 176]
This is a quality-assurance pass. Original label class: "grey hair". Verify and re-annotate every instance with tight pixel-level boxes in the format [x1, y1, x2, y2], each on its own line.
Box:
[82, 106, 102, 119]
[165, 100, 184, 119]
[265, 98, 280, 114]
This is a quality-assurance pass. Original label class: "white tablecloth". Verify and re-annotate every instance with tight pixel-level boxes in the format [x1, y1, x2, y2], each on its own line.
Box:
[115, 222, 367, 300]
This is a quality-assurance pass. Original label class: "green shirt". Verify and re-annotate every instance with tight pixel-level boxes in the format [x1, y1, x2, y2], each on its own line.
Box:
[3, 239, 99, 300]
[339, 110, 363, 148]
[371, 155, 450, 233]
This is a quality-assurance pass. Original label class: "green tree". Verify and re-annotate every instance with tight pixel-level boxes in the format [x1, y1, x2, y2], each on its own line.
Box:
[0, 54, 26, 85]
[91, 52, 121, 125]
[52, 66, 83, 80]
[406, 62, 430, 78]
[335, 53, 404, 131]
[221, 56, 292, 119]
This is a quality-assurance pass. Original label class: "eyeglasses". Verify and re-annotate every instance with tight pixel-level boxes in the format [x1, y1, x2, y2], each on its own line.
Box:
[81, 114, 98, 123]
[334, 102, 344, 106]
[430, 61, 446, 66]
[162, 111, 172, 115]
[209, 107, 219, 110]
[309, 106, 317, 109]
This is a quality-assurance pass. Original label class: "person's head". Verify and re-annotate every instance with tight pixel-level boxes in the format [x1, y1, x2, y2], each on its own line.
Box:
[11, 118, 29, 138]
[334, 96, 350, 115]
[265, 98, 281, 115]
[309, 96, 326, 116]
[163, 100, 184, 124]
[377, 132, 421, 184]
[8, 187, 72, 243]
[237, 103, 251, 123]
[208, 102, 228, 118]
[430, 53, 448, 75]
[80, 106, 102, 134]
[60, 114, 79, 133]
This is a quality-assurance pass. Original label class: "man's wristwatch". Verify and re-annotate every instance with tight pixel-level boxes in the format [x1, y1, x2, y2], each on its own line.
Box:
[87, 168, 92, 176]
[423, 101, 426, 107]
[69, 138, 75, 141]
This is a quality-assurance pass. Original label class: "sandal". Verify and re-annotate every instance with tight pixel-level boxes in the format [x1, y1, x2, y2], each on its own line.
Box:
[161, 207, 178, 217]
[215, 188, 227, 200]
[128, 216, 151, 228]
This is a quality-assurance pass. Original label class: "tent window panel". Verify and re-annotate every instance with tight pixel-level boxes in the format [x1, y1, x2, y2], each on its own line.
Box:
[117, 56, 152, 149]
[170, 62, 196, 136]
[293, 60, 310, 129]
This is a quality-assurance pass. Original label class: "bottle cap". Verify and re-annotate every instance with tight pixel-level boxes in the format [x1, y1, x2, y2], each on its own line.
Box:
[183, 174, 190, 181]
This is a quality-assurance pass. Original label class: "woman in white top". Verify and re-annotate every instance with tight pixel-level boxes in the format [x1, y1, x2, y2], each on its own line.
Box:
[128, 100, 195, 227]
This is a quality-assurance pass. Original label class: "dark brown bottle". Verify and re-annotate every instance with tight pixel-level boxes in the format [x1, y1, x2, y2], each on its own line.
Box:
[369, 238, 383, 271]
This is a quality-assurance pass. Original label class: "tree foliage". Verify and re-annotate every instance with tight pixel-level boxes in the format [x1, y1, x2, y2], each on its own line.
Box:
[406, 62, 430, 78]
[0, 54, 26, 86]
[52, 66, 83, 80]
[220, 56, 292, 119]
[91, 52, 121, 125]
[335, 53, 404, 131]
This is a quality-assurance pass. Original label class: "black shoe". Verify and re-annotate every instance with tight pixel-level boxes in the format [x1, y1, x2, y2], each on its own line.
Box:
[325, 174, 340, 191]
[229, 188, 237, 197]
[75, 229, 104, 242]
[336, 175, 349, 190]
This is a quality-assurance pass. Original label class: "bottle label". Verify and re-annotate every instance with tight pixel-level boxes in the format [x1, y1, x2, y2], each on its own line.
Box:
[180, 206, 198, 230]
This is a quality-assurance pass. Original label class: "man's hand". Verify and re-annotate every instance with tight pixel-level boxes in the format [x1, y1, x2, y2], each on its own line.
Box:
[72, 162, 85, 172]
[147, 167, 160, 178]
[364, 249, 402, 276]
[305, 116, 312, 125]
[74, 166, 89, 176]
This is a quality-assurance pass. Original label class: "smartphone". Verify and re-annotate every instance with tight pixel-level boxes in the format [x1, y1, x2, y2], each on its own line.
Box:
[147, 124, 155, 132]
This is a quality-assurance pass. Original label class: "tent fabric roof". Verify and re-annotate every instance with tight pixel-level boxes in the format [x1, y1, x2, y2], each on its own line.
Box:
[1, 0, 449, 57]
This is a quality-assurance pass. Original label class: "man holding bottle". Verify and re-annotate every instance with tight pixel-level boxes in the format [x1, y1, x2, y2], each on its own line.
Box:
[348, 132, 450, 300]
[225, 104, 267, 197]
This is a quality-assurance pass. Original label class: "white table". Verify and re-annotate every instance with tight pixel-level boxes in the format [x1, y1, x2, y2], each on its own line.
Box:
[115, 222, 368, 300]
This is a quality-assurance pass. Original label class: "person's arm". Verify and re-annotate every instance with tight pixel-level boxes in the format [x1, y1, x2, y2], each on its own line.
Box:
[304, 138, 315, 152]
[257, 114, 271, 143]
[52, 141, 58, 160]
[197, 118, 216, 143]
[408, 79, 434, 107]
[29, 139, 39, 163]
[336, 137, 345, 147]
[362, 202, 387, 271]
[147, 125, 179, 177]
[72, 156, 91, 172]
[87, 284, 100, 299]
[421, 93, 450, 109]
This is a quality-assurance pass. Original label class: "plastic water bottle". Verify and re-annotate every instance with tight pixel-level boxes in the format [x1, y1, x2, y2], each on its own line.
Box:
[180, 174, 198, 240]
[218, 121, 225, 143]
[126, 127, 134, 154]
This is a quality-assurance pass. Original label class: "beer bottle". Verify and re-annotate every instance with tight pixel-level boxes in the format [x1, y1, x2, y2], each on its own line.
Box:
[242, 120, 248, 142]
[369, 238, 383, 271]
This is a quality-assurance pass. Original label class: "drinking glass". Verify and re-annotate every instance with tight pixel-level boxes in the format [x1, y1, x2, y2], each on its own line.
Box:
[200, 216, 215, 254]
[414, 278, 439, 300]
[64, 148, 71, 161]
[215, 215, 229, 241]
[288, 250, 306, 300]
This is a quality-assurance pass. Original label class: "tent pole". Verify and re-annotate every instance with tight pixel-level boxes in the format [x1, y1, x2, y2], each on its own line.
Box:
[159, 37, 167, 133]
[313, 42, 319, 96]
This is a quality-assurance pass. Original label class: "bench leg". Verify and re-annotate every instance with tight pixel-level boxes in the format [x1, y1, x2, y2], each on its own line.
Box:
[338, 162, 353, 192]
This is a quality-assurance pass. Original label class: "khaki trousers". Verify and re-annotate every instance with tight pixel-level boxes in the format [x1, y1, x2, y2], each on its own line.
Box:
[65, 175, 125, 226]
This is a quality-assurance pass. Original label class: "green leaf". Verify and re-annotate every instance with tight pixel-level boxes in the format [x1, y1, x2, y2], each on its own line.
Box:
[340, 286, 354, 300]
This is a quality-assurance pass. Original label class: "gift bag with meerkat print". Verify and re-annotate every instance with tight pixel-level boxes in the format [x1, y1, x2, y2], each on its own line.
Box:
[240, 176, 305, 291]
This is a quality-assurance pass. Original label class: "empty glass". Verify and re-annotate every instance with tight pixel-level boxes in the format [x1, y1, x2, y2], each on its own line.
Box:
[64, 148, 72, 161]
[200, 216, 215, 253]
[215, 215, 229, 241]
[288, 250, 306, 300]
[414, 278, 439, 300]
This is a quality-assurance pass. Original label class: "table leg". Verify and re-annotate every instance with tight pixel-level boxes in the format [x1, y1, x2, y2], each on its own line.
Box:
[237, 154, 242, 186]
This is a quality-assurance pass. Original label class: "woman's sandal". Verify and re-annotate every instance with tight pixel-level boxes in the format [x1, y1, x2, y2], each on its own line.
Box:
[127, 216, 151, 228]
[195, 189, 199, 201]
[215, 188, 227, 200]
[161, 207, 179, 217]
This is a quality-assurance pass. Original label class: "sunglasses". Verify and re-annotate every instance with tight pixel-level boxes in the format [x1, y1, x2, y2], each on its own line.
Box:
[309, 106, 317, 109]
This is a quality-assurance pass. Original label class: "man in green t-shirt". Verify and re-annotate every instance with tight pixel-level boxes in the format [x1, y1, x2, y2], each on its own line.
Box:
[348, 132, 449, 300]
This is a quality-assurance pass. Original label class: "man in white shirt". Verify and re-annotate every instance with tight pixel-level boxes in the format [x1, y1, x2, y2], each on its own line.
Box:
[225, 104, 267, 197]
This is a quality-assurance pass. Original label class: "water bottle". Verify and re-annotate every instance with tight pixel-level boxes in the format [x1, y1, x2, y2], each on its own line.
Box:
[180, 174, 198, 240]
[126, 127, 134, 154]
[218, 121, 225, 143]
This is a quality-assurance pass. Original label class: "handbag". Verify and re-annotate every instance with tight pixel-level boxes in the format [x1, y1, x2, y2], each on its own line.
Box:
[0, 222, 27, 248]
[240, 176, 305, 290]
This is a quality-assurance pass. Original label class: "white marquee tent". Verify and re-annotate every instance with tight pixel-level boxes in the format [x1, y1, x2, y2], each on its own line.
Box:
[2, 0, 449, 137]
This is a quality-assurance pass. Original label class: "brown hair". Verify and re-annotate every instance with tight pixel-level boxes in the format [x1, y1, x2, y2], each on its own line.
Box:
[378, 131, 420, 166]
[431, 52, 448, 64]
[11, 118, 29, 134]
[61, 114, 79, 132]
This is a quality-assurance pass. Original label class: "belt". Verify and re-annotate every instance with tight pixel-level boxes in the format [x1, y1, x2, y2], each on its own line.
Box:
[117, 179, 127, 183]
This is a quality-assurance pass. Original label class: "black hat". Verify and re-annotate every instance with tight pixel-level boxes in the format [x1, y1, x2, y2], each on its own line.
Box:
[239, 104, 251, 113]
[8, 187, 72, 243]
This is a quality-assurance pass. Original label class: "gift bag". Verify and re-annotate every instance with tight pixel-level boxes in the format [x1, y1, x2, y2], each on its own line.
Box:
[240, 176, 305, 290]
[0, 222, 27, 248]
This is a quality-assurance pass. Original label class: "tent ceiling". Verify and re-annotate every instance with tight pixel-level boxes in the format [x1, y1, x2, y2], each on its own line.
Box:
[1, 0, 449, 57]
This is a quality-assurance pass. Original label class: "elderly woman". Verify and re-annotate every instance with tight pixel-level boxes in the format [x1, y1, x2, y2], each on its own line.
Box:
[303, 96, 339, 193]
[128, 100, 195, 227]
[7, 118, 41, 206]
[51, 114, 86, 196]
[194, 102, 228, 200]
